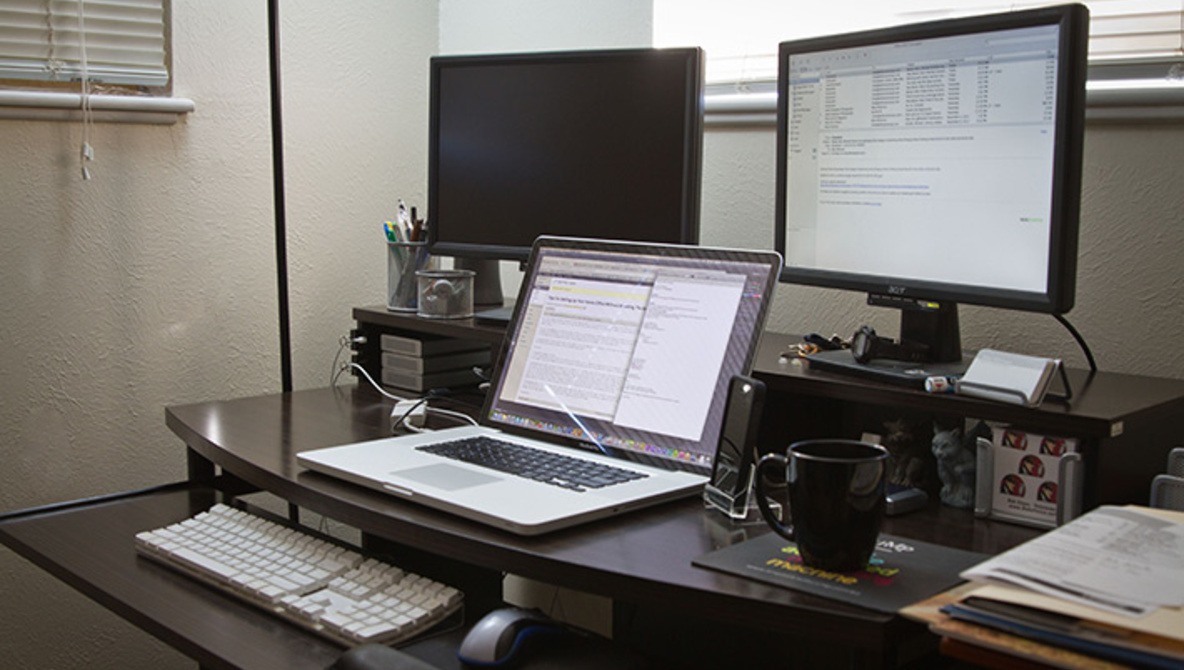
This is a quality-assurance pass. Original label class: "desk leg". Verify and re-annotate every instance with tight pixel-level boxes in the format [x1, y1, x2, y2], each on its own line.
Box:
[187, 446, 215, 484]
[185, 446, 260, 500]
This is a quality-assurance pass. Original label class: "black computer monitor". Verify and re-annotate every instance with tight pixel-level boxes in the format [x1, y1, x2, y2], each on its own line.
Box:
[428, 47, 704, 306]
[774, 4, 1088, 381]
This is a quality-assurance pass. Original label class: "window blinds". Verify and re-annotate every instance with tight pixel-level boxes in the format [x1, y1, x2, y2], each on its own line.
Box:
[655, 0, 1184, 85]
[0, 0, 168, 88]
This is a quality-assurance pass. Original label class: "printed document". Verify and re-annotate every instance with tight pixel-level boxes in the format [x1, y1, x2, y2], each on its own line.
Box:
[962, 505, 1184, 617]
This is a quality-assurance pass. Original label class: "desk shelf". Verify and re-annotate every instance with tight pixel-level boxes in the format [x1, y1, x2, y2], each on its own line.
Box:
[751, 332, 1184, 508]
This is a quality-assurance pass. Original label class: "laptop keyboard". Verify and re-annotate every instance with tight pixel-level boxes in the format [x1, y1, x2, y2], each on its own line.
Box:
[418, 436, 648, 492]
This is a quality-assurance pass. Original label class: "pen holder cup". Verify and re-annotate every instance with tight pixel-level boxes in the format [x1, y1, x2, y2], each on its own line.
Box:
[387, 242, 432, 312]
[416, 269, 476, 319]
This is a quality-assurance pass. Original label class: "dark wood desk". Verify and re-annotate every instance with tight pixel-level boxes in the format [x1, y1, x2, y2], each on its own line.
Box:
[0, 382, 1041, 669]
[8, 309, 1183, 668]
[165, 384, 1050, 668]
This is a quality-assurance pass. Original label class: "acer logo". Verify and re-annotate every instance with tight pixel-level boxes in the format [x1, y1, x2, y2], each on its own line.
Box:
[887, 286, 907, 295]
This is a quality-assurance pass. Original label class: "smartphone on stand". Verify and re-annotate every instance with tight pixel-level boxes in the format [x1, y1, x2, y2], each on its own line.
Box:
[704, 376, 766, 520]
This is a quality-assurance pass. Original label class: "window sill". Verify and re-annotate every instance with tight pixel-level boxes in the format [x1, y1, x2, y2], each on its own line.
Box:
[705, 85, 1184, 126]
[0, 90, 194, 125]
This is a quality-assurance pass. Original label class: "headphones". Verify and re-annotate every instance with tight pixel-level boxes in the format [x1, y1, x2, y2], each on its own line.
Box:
[850, 325, 930, 365]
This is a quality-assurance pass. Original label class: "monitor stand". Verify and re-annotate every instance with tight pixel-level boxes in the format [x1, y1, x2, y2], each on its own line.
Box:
[454, 257, 504, 308]
[805, 349, 969, 390]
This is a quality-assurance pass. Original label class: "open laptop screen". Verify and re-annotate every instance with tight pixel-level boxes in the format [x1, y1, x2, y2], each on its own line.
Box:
[483, 237, 782, 475]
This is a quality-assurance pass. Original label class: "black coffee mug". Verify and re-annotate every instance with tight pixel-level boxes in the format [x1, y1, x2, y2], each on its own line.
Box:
[755, 440, 890, 572]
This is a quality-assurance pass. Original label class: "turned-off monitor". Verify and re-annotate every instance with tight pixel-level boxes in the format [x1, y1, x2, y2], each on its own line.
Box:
[428, 48, 704, 262]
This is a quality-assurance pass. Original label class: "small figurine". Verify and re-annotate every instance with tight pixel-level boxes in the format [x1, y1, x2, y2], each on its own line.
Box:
[931, 423, 979, 508]
[883, 418, 933, 491]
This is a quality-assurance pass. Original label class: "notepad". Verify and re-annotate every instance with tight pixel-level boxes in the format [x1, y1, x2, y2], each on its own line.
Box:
[957, 349, 1060, 407]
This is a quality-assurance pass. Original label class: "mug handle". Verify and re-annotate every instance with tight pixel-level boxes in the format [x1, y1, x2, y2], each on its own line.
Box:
[754, 453, 794, 541]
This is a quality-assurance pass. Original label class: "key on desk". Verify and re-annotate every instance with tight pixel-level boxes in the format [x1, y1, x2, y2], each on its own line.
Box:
[134, 503, 463, 646]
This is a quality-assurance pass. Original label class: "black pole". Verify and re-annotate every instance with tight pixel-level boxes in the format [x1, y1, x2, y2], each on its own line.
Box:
[268, 0, 293, 393]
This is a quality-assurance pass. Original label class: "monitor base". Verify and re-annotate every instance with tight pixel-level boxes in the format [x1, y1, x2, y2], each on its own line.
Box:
[474, 306, 515, 323]
[453, 257, 504, 307]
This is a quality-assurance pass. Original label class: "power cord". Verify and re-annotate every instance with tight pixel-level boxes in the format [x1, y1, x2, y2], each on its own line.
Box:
[347, 362, 478, 430]
[1053, 313, 1097, 373]
[330, 333, 480, 431]
[77, 0, 95, 180]
[330, 334, 367, 388]
[391, 398, 429, 432]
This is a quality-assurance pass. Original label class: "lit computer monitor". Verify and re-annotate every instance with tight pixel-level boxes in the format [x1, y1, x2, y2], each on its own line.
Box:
[774, 4, 1088, 383]
[428, 48, 704, 308]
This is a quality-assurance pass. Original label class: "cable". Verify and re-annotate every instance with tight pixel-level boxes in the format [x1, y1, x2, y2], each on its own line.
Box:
[333, 340, 482, 428]
[349, 362, 409, 402]
[330, 334, 367, 387]
[426, 405, 480, 427]
[391, 398, 429, 432]
[330, 337, 350, 387]
[76, 0, 94, 180]
[1053, 313, 1097, 373]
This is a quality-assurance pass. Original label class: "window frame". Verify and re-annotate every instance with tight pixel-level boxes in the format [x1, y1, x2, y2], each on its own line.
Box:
[654, 1, 1184, 124]
[0, 0, 191, 124]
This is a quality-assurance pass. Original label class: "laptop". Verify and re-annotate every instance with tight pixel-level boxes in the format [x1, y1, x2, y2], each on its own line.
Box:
[298, 237, 782, 535]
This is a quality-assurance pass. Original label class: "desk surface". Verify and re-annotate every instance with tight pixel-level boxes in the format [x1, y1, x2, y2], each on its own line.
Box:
[163, 383, 1043, 664]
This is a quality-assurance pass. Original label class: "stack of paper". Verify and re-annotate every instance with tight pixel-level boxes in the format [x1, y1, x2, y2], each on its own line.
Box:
[902, 506, 1184, 669]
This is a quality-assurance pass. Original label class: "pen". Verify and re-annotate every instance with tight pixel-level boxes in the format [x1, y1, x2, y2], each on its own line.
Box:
[397, 200, 410, 227]
[410, 207, 423, 242]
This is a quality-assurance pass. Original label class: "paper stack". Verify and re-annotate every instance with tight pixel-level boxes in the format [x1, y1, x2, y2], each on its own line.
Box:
[902, 505, 1184, 669]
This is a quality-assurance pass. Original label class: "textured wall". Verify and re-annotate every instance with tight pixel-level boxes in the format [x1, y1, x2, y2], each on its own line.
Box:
[0, 1, 437, 668]
[283, 0, 438, 391]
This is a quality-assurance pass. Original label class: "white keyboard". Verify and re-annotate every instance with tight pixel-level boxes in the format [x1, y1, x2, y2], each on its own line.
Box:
[134, 504, 463, 647]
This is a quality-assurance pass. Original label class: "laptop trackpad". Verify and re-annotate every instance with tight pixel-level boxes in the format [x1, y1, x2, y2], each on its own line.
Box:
[391, 464, 501, 491]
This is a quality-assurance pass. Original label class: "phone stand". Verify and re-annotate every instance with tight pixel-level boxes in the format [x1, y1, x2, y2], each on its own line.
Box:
[704, 466, 781, 523]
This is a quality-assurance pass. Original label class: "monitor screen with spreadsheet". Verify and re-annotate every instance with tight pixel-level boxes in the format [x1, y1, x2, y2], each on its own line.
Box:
[775, 4, 1088, 367]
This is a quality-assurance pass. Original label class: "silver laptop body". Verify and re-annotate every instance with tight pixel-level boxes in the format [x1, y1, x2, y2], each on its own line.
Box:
[298, 236, 782, 535]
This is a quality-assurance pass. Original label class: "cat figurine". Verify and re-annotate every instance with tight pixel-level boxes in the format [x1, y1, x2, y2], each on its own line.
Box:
[931, 424, 977, 508]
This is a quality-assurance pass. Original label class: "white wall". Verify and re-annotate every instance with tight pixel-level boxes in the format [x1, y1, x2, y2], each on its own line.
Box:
[283, 0, 438, 391]
[0, 2, 437, 668]
[439, 0, 652, 53]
